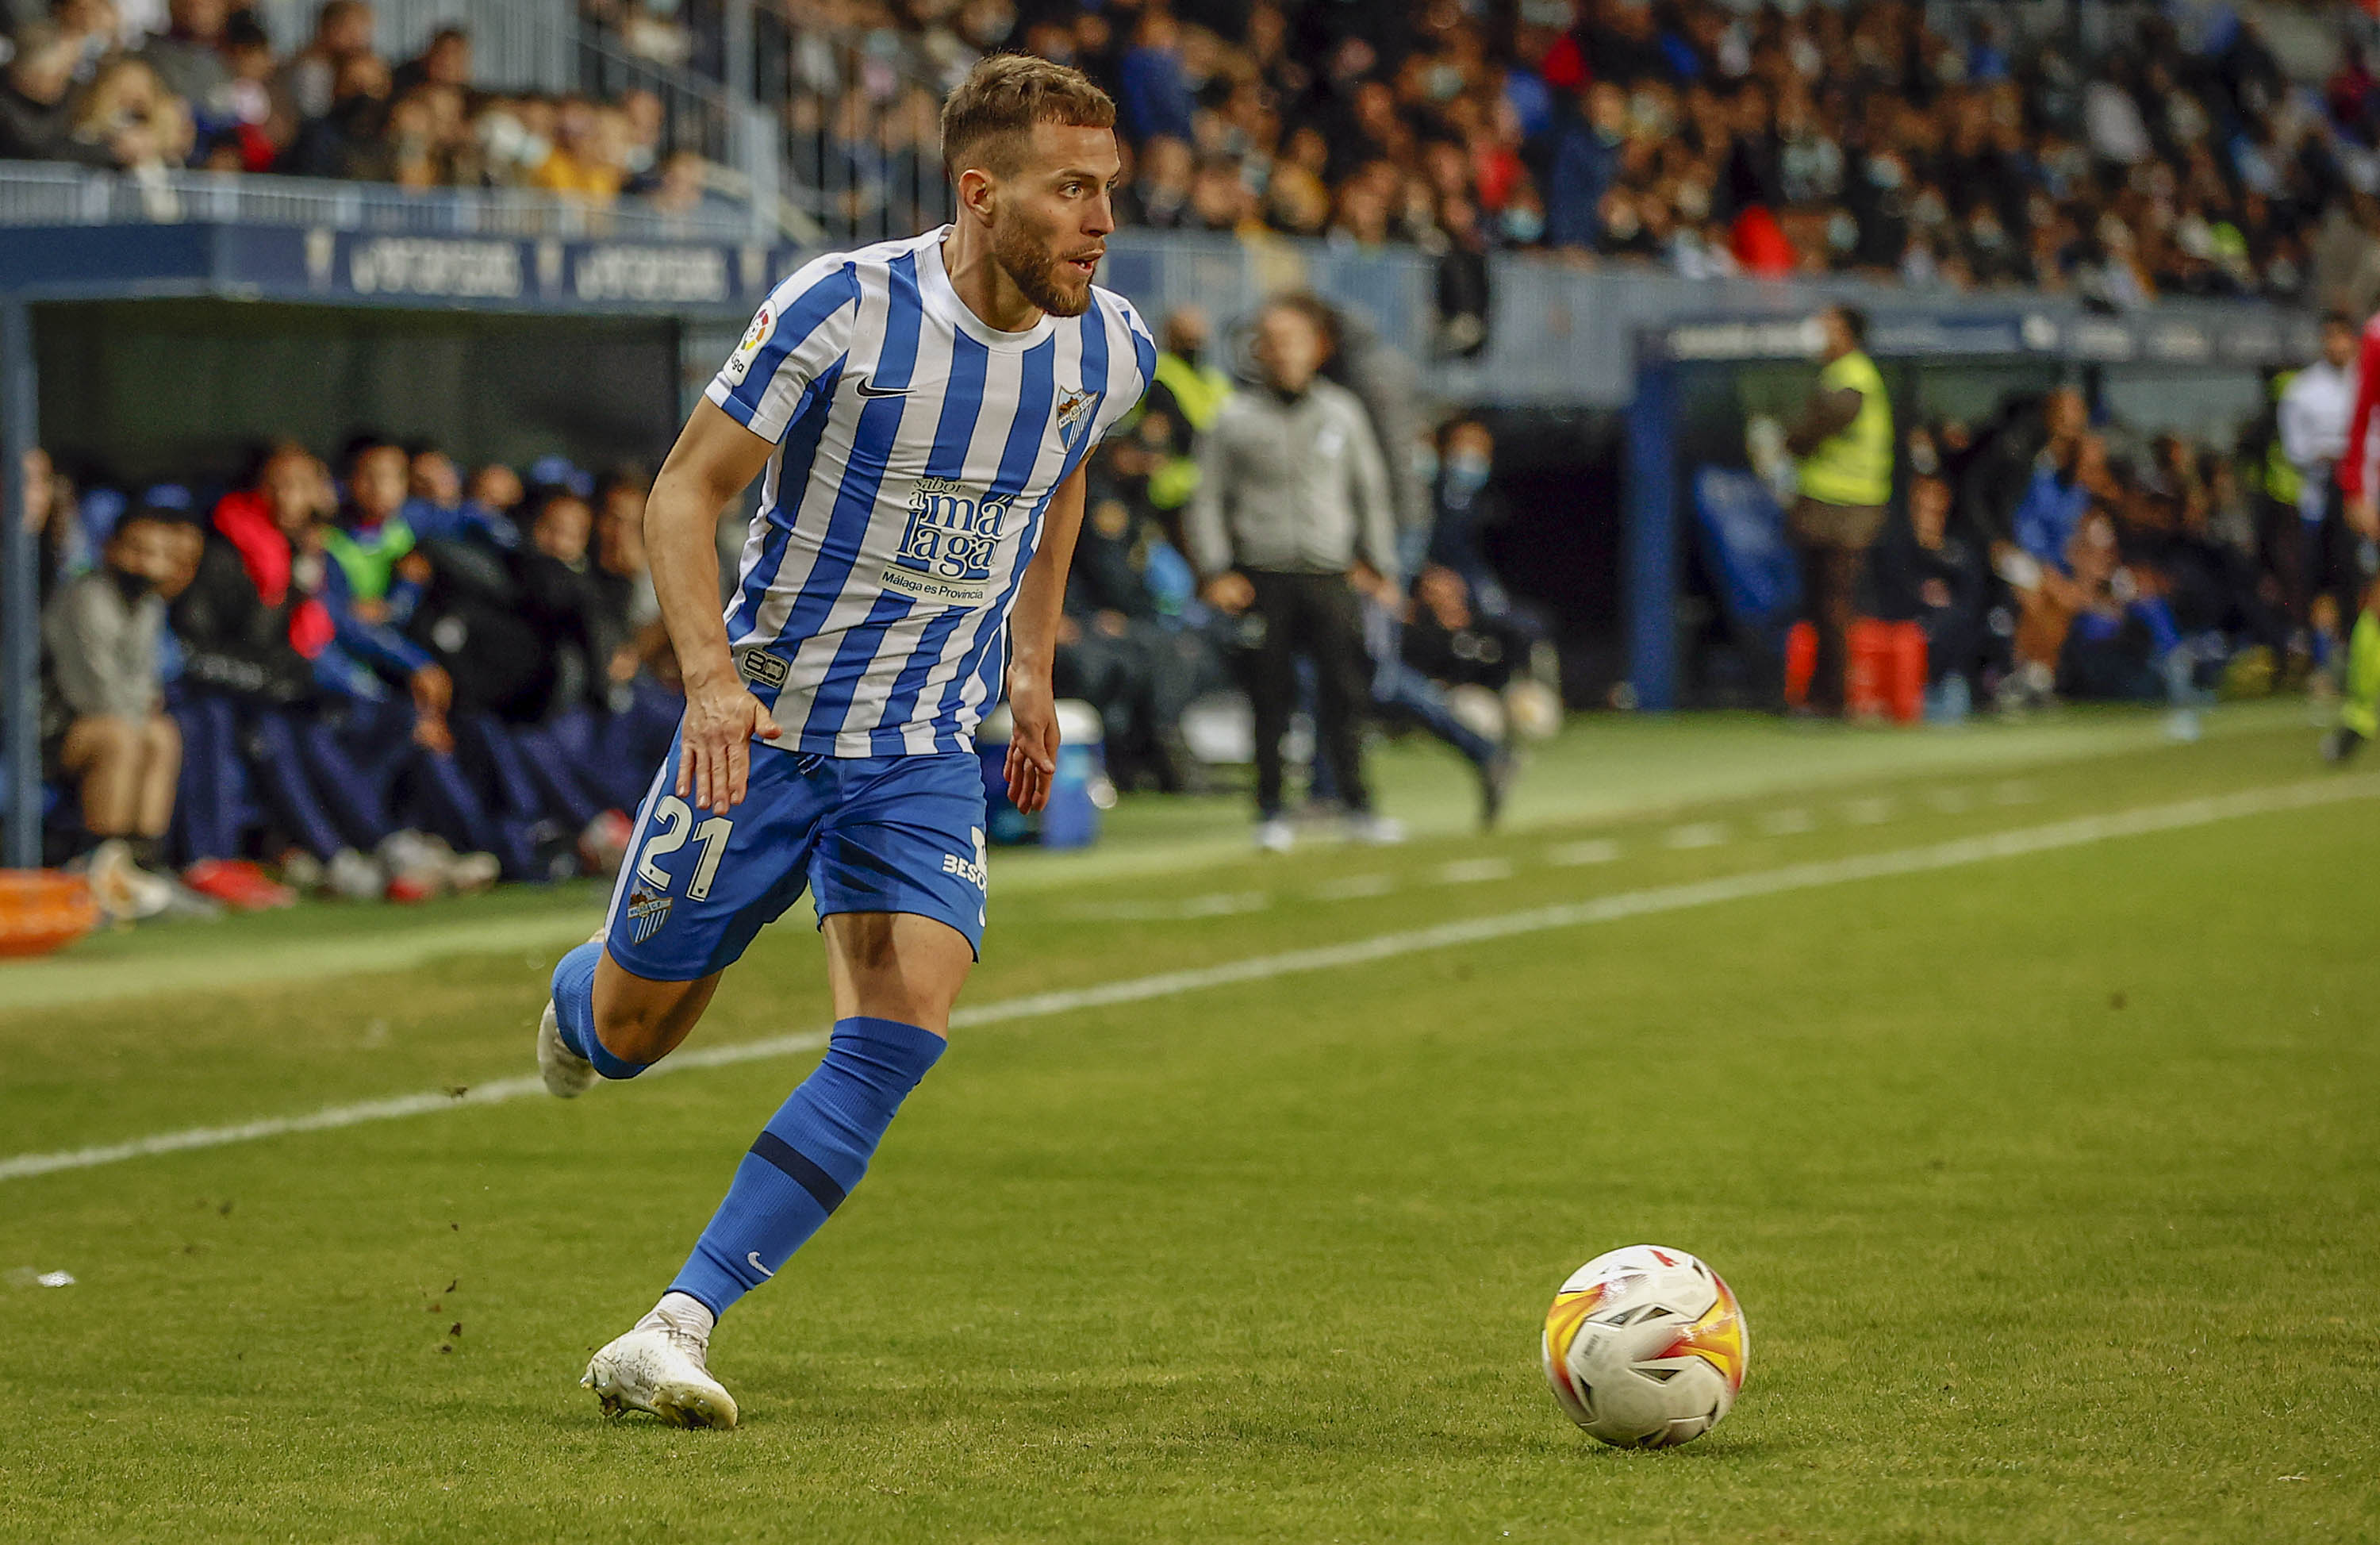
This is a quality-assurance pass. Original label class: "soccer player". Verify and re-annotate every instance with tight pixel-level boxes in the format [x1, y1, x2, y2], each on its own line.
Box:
[536, 55, 1153, 1428]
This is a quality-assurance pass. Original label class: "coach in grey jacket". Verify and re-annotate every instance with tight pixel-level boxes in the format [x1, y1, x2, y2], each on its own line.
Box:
[1186, 293, 1403, 851]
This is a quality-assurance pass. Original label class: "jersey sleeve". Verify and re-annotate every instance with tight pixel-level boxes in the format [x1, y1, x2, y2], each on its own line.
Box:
[706, 256, 860, 444]
[1088, 292, 1159, 451]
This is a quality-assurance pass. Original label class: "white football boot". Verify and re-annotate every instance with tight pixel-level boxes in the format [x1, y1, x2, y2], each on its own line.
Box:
[582, 1297, 738, 1429]
[536, 1001, 597, 1099]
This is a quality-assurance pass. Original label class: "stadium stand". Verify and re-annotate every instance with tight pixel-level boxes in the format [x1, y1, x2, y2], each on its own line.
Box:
[8, 0, 2380, 290]
[6, 0, 2379, 915]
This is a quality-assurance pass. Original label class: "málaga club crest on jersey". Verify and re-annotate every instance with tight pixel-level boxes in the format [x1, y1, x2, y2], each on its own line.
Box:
[885, 476, 1013, 606]
[1055, 386, 1100, 450]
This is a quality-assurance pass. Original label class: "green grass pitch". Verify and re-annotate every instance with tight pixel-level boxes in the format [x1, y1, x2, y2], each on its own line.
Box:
[2, 705, 2376, 1542]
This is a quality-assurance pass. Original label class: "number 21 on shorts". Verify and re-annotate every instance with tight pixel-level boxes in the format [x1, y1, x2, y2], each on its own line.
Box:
[635, 796, 733, 900]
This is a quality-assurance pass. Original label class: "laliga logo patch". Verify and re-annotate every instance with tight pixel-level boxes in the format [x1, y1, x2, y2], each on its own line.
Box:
[722, 302, 776, 386]
[1054, 387, 1099, 450]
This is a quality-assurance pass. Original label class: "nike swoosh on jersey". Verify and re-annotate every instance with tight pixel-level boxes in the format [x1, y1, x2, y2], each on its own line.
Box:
[854, 379, 909, 398]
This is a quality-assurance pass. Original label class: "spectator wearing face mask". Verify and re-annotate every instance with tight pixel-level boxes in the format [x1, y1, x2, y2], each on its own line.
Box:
[1870, 471, 1988, 721]
[40, 494, 194, 918]
[1139, 305, 1232, 534]
[272, 0, 375, 126]
[1426, 419, 1507, 608]
[279, 49, 392, 180]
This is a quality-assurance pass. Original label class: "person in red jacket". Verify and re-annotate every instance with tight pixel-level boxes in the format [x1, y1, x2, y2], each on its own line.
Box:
[2325, 314, 2380, 662]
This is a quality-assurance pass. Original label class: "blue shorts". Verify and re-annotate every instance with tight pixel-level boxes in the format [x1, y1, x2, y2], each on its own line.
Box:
[602, 739, 990, 982]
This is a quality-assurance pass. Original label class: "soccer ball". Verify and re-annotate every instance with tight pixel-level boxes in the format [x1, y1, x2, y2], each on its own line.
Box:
[1541, 1244, 1749, 1447]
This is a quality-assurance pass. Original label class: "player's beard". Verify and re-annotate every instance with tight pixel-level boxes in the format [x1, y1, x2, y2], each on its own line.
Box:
[992, 213, 1093, 319]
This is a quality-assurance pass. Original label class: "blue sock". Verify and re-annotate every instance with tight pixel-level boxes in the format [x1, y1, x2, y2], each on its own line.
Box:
[549, 940, 648, 1081]
[668, 1017, 946, 1318]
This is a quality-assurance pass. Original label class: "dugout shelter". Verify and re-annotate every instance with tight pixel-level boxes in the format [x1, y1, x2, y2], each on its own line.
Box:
[0, 219, 781, 866]
[1620, 305, 2320, 713]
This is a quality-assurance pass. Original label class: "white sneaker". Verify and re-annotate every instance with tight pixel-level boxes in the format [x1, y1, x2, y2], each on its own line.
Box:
[327, 847, 383, 902]
[84, 839, 174, 921]
[1346, 813, 1407, 846]
[279, 848, 327, 894]
[417, 833, 502, 894]
[376, 832, 451, 900]
[537, 1001, 597, 1099]
[582, 1299, 738, 1429]
[1254, 817, 1296, 853]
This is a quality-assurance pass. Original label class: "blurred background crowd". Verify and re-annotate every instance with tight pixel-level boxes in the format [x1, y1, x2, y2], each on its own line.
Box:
[24, 282, 2378, 921]
[10, 0, 2380, 924]
[15, 292, 1564, 919]
[0, 0, 718, 209]
[13, 0, 2380, 306]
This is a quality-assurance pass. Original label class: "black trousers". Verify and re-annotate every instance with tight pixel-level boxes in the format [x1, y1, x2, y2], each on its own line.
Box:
[1239, 570, 1373, 818]
[1787, 498, 1886, 717]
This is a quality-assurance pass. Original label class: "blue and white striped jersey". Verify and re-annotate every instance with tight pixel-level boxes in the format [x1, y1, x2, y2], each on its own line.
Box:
[705, 227, 1154, 757]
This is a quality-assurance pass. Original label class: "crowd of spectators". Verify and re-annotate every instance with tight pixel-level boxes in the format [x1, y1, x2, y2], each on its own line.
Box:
[699, 0, 2380, 306]
[0, 0, 719, 210]
[15, 297, 1557, 920]
[15, 0, 2380, 309]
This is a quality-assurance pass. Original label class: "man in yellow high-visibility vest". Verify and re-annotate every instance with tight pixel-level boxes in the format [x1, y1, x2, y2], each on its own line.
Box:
[1785, 304, 1893, 717]
[1142, 306, 1234, 525]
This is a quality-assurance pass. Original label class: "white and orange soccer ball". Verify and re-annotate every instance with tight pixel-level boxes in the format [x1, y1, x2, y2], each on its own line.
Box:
[1541, 1244, 1749, 1447]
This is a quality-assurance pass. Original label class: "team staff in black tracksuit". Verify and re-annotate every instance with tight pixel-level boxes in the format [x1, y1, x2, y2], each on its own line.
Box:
[1184, 292, 1403, 851]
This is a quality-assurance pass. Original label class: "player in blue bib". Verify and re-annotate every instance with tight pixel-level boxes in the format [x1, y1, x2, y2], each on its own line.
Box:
[538, 55, 1154, 1428]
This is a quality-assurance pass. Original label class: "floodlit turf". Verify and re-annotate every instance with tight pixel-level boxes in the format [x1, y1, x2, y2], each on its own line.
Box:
[3, 709, 2376, 1542]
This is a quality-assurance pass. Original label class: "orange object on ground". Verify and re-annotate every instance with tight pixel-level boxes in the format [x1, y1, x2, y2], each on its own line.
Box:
[0, 870, 102, 959]
[1784, 619, 1928, 722]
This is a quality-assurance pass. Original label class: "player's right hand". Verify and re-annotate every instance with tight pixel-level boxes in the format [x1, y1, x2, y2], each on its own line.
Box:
[678, 674, 782, 815]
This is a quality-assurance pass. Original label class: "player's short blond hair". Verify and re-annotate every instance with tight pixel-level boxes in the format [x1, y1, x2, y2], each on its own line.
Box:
[939, 54, 1116, 181]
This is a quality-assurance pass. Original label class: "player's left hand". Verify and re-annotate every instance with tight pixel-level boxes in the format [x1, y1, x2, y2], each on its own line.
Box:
[1004, 677, 1060, 814]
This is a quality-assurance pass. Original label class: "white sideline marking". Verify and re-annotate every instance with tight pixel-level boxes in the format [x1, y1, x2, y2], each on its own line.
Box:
[6, 776, 2374, 1186]
[1665, 821, 1729, 849]
[1545, 838, 1619, 867]
[1435, 858, 1515, 886]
